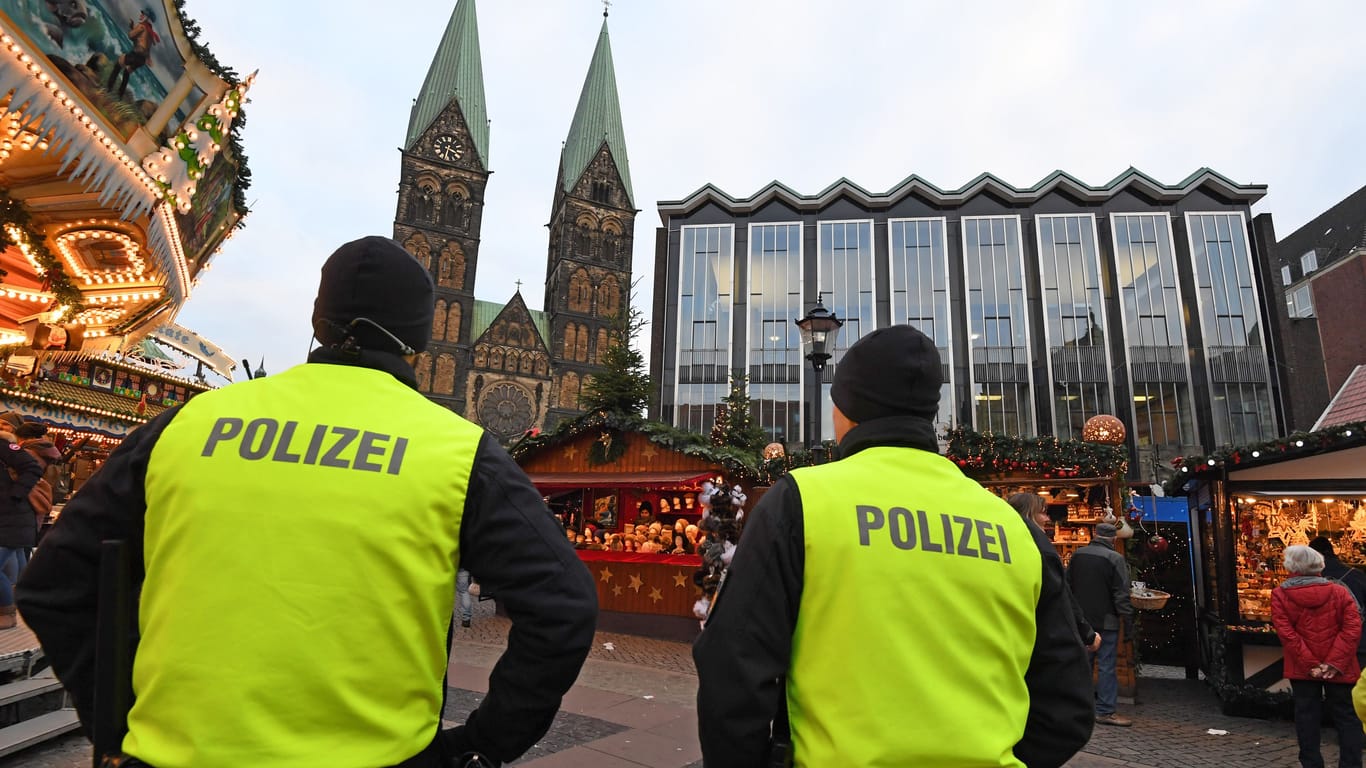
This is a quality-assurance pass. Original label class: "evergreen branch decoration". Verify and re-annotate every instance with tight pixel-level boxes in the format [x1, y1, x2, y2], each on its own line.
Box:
[587, 428, 627, 466]
[1161, 420, 1366, 496]
[0, 192, 85, 313]
[944, 427, 1129, 479]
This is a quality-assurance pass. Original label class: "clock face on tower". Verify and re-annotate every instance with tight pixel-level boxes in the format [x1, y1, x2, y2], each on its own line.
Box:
[432, 134, 463, 162]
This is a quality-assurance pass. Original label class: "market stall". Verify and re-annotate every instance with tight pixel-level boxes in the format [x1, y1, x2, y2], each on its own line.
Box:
[513, 415, 755, 639]
[1172, 421, 1366, 715]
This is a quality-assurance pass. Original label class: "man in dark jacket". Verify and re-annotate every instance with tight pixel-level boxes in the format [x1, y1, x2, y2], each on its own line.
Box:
[0, 414, 45, 630]
[1309, 536, 1366, 667]
[1067, 523, 1135, 727]
[19, 236, 598, 768]
[693, 325, 1093, 767]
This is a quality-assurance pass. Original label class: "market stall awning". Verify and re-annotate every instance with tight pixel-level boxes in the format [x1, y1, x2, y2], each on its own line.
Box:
[529, 470, 715, 489]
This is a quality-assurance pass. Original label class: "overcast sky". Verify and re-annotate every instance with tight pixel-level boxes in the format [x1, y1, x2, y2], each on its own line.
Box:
[174, 0, 1366, 380]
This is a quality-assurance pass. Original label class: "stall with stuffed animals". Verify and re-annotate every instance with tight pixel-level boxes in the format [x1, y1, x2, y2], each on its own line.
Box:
[512, 419, 755, 640]
[1172, 421, 1366, 715]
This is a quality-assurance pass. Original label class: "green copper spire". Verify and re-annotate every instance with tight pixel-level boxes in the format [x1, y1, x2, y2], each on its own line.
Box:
[561, 18, 633, 205]
[406, 0, 489, 166]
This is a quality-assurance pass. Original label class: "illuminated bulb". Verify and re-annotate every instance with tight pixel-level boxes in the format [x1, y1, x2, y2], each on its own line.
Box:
[1295, 440, 1304, 447]
[1252, 450, 1260, 458]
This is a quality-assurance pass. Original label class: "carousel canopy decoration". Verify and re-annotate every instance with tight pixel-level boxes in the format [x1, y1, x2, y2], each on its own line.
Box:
[1161, 420, 1366, 496]
[945, 426, 1130, 480]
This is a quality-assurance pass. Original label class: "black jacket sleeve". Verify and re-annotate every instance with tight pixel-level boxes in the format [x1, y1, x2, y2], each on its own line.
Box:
[448, 433, 598, 764]
[1015, 524, 1095, 767]
[692, 475, 804, 768]
[0, 440, 44, 499]
[16, 408, 177, 735]
[1068, 583, 1096, 645]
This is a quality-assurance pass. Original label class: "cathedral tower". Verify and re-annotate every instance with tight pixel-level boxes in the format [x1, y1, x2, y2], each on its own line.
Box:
[544, 13, 637, 428]
[393, 0, 490, 413]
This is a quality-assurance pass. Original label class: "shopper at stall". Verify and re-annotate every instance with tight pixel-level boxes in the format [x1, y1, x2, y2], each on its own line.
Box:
[1009, 492, 1102, 654]
[694, 324, 1092, 768]
[18, 235, 599, 768]
[1066, 521, 1135, 727]
[0, 416, 43, 631]
[1309, 536, 1366, 668]
[1273, 544, 1363, 768]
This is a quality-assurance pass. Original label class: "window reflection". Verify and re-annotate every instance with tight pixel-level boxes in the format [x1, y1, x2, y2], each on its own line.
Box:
[889, 218, 953, 435]
[963, 216, 1033, 434]
[1187, 212, 1275, 446]
[817, 220, 876, 440]
[748, 223, 802, 444]
[675, 225, 734, 434]
[1037, 214, 1112, 440]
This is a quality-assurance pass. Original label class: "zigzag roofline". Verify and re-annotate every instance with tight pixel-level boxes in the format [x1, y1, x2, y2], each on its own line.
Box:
[656, 167, 1267, 222]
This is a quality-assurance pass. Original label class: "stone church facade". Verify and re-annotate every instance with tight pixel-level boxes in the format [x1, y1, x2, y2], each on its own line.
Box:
[392, 1, 635, 442]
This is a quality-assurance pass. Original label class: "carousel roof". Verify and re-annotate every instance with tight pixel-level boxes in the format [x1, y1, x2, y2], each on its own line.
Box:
[0, 4, 252, 354]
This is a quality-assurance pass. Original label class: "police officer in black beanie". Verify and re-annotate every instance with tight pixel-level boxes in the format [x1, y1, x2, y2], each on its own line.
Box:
[20, 236, 597, 768]
[695, 324, 1093, 768]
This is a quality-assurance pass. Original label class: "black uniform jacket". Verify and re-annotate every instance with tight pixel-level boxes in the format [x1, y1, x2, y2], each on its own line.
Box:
[692, 415, 1094, 768]
[17, 347, 598, 764]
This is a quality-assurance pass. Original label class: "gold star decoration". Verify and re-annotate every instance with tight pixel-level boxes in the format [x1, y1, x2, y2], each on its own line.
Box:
[649, 587, 663, 603]
[612, 584, 623, 596]
[673, 571, 689, 588]
[641, 444, 657, 459]
[599, 567, 613, 583]
[628, 574, 644, 592]
[562, 445, 578, 460]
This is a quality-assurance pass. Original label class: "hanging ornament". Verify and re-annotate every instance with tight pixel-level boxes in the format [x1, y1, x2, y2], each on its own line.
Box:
[1149, 534, 1169, 555]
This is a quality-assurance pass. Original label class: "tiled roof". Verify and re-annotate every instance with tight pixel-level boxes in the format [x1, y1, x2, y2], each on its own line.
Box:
[1314, 365, 1366, 430]
[1276, 183, 1366, 279]
[13, 379, 170, 424]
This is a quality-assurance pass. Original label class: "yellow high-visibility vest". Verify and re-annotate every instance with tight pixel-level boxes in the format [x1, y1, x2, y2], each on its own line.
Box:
[787, 446, 1042, 767]
[127, 362, 480, 768]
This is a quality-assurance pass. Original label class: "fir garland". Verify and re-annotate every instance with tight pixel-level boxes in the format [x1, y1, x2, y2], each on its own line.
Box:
[0, 193, 85, 313]
[172, 0, 252, 221]
[587, 428, 627, 466]
[944, 427, 1129, 480]
[1161, 420, 1366, 496]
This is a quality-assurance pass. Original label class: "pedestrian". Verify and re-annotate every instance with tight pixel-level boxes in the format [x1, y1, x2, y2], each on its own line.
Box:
[1009, 492, 1102, 653]
[1066, 520, 1136, 727]
[18, 236, 599, 768]
[1273, 544, 1363, 768]
[457, 567, 475, 628]
[0, 414, 45, 630]
[1309, 536, 1366, 668]
[693, 324, 1093, 767]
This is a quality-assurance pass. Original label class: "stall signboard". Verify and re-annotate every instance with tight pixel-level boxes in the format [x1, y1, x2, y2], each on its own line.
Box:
[148, 323, 236, 379]
[0, 396, 137, 438]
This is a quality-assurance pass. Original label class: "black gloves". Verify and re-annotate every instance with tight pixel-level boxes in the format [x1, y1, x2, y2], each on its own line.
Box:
[441, 726, 502, 768]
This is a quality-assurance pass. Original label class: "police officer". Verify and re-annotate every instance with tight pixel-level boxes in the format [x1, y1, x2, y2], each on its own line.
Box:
[693, 324, 1093, 767]
[19, 236, 598, 768]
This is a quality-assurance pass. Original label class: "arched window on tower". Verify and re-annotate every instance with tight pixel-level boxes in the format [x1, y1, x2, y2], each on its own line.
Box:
[446, 302, 462, 343]
[596, 327, 610, 362]
[414, 353, 433, 392]
[575, 327, 589, 362]
[591, 180, 611, 204]
[403, 233, 431, 269]
[576, 225, 592, 257]
[597, 276, 620, 317]
[433, 299, 447, 340]
[560, 372, 580, 409]
[434, 354, 456, 394]
[563, 324, 578, 360]
[568, 270, 592, 313]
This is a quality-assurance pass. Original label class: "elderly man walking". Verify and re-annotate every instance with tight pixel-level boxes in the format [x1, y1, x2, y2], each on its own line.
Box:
[1066, 521, 1135, 726]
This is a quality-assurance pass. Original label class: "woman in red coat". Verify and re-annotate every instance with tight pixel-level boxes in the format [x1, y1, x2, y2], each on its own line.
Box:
[1273, 544, 1363, 768]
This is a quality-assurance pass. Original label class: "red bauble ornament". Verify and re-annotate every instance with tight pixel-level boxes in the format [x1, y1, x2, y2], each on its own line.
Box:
[1149, 535, 1169, 555]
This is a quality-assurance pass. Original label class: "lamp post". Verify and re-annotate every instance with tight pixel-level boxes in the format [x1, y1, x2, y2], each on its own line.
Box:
[794, 297, 843, 461]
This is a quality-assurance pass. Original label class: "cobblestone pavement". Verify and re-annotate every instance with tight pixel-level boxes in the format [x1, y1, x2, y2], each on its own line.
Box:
[4, 599, 1358, 767]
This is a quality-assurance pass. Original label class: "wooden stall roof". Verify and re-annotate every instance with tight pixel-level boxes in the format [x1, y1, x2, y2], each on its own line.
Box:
[518, 430, 723, 478]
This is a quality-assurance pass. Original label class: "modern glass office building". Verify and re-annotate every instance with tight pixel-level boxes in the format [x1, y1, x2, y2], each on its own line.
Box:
[649, 169, 1286, 479]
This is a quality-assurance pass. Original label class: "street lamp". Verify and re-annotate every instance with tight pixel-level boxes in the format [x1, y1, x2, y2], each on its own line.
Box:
[794, 296, 843, 460]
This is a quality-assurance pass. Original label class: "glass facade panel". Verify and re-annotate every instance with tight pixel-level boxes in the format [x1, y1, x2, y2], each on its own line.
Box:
[963, 216, 1033, 434]
[816, 220, 876, 440]
[1187, 213, 1275, 446]
[889, 218, 954, 432]
[1037, 215, 1112, 440]
[674, 225, 734, 434]
[748, 223, 803, 444]
[1111, 213, 1195, 459]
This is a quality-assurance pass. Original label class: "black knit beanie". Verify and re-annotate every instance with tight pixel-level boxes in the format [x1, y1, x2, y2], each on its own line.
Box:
[311, 236, 434, 354]
[830, 325, 942, 423]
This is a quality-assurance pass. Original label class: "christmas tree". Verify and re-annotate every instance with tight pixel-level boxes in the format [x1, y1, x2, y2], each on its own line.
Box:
[711, 376, 765, 453]
[579, 304, 653, 417]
